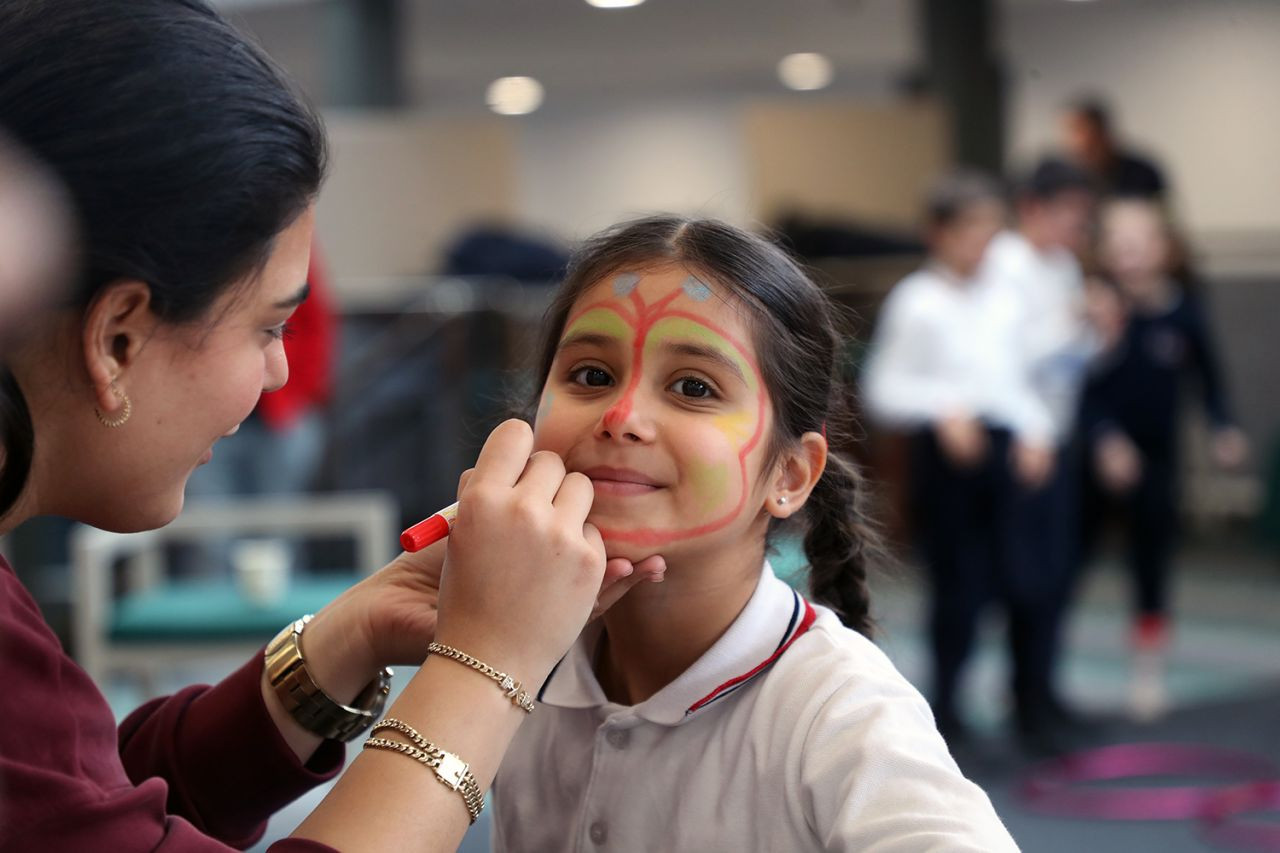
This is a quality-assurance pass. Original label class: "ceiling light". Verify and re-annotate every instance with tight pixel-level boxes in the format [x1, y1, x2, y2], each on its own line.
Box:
[585, 0, 646, 7]
[486, 77, 544, 116]
[778, 53, 834, 92]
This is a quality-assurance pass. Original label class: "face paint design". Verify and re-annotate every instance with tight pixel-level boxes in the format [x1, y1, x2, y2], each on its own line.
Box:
[550, 270, 767, 547]
[681, 274, 712, 302]
[535, 386, 555, 427]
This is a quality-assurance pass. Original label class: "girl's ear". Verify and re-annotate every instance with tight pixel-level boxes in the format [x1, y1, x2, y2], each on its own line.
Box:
[81, 280, 156, 413]
[766, 431, 827, 519]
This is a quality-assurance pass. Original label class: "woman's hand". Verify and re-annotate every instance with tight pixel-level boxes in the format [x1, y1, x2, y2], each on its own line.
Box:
[303, 419, 664, 699]
[431, 419, 607, 687]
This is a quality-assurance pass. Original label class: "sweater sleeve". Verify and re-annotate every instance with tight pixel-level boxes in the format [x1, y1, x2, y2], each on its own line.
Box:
[117, 653, 345, 849]
[0, 557, 341, 852]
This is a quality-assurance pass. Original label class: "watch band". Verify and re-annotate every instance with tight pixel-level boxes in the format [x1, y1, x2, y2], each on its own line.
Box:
[264, 614, 392, 742]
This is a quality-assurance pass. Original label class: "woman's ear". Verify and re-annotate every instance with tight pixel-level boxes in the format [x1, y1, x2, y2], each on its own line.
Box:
[81, 280, 156, 412]
[766, 431, 828, 519]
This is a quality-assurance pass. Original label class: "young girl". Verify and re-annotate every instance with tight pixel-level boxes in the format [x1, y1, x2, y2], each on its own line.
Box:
[491, 216, 1018, 851]
[1084, 198, 1247, 719]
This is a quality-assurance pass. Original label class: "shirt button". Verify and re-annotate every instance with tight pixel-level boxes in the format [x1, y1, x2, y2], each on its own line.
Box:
[589, 821, 608, 844]
[606, 728, 630, 749]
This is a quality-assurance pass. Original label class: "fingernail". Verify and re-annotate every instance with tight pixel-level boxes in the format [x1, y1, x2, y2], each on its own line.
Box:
[650, 571, 665, 583]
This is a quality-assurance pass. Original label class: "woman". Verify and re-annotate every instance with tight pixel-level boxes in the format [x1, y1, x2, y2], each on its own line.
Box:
[0, 2, 657, 850]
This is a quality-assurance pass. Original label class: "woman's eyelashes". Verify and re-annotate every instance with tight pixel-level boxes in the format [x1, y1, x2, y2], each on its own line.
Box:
[265, 321, 293, 342]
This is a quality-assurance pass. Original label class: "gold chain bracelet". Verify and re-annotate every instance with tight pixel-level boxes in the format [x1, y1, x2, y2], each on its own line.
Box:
[427, 642, 535, 713]
[364, 718, 484, 824]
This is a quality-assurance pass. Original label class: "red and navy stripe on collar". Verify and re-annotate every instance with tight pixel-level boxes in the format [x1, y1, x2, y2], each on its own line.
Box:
[685, 589, 817, 716]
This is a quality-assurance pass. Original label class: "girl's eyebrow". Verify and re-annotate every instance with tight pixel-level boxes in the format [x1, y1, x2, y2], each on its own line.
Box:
[661, 341, 747, 385]
[557, 330, 622, 352]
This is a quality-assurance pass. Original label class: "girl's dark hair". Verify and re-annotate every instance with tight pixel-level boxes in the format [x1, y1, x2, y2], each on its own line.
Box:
[0, 0, 327, 518]
[530, 215, 882, 635]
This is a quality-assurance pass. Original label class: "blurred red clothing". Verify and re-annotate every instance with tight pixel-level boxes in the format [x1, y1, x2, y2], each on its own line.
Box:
[257, 250, 336, 432]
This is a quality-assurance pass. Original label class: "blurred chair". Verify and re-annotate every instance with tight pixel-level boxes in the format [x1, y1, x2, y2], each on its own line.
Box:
[71, 492, 397, 689]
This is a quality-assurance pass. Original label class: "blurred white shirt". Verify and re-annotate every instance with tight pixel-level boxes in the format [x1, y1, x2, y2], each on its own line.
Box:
[491, 565, 1020, 853]
[979, 230, 1095, 444]
[862, 262, 1055, 445]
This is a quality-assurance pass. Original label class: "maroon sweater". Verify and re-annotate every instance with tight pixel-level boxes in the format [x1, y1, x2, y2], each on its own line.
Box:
[0, 556, 341, 851]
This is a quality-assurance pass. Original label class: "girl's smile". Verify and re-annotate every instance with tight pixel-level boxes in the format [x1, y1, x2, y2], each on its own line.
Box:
[533, 264, 773, 557]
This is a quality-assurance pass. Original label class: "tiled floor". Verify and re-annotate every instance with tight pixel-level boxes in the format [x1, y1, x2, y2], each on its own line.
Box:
[105, 539, 1280, 852]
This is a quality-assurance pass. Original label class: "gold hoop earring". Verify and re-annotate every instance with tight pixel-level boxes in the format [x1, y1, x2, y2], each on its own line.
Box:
[95, 381, 132, 428]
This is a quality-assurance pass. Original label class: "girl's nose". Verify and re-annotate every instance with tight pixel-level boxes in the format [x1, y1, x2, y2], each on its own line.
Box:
[595, 388, 656, 444]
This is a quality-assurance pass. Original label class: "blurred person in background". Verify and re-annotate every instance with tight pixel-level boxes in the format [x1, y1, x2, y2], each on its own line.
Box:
[1081, 198, 1247, 720]
[864, 171, 1061, 750]
[977, 158, 1098, 751]
[1060, 97, 1169, 202]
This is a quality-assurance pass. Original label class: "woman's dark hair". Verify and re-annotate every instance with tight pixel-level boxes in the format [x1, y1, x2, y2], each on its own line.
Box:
[0, 0, 327, 517]
[529, 215, 883, 635]
[925, 170, 1006, 228]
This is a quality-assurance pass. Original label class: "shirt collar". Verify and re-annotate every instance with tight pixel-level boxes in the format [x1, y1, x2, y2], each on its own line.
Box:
[537, 562, 816, 726]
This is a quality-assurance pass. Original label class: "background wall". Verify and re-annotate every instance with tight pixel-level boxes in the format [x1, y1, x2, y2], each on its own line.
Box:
[1003, 0, 1280, 273]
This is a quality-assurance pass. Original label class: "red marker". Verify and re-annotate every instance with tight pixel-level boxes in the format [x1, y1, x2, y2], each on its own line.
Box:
[400, 501, 460, 552]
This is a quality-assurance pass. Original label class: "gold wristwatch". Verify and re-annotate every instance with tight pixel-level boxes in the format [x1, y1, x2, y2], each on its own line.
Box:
[264, 614, 392, 742]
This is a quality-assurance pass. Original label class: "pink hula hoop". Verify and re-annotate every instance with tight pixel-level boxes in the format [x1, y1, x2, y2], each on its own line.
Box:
[1200, 780, 1280, 852]
[1019, 743, 1277, 821]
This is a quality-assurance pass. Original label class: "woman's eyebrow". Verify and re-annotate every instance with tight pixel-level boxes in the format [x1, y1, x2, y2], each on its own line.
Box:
[661, 340, 746, 384]
[273, 281, 311, 310]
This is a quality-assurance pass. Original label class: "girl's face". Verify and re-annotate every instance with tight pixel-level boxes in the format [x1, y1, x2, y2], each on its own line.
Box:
[534, 264, 777, 563]
[933, 199, 1006, 278]
[1100, 201, 1171, 287]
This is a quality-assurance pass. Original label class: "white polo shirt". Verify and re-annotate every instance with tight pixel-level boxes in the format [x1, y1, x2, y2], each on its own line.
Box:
[491, 566, 1019, 852]
[979, 231, 1094, 443]
[862, 263, 1055, 444]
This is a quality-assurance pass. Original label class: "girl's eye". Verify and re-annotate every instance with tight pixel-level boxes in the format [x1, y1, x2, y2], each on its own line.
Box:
[670, 377, 714, 399]
[570, 366, 614, 388]
[267, 322, 292, 342]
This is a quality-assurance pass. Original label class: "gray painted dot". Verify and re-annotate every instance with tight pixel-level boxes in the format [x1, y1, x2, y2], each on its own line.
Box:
[613, 272, 641, 296]
[682, 275, 712, 301]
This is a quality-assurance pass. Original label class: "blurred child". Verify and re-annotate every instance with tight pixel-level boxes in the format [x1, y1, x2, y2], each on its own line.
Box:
[489, 216, 1019, 851]
[1084, 198, 1247, 719]
[864, 171, 1068, 750]
[980, 159, 1100, 749]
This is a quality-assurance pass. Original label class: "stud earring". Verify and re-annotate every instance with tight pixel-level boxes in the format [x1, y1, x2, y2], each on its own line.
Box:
[777, 496, 788, 506]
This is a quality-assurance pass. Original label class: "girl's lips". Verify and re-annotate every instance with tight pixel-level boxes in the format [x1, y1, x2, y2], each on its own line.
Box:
[580, 466, 664, 496]
[591, 479, 661, 497]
